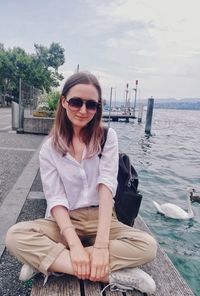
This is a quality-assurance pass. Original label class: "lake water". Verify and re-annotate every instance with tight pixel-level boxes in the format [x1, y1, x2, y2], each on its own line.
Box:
[108, 109, 200, 296]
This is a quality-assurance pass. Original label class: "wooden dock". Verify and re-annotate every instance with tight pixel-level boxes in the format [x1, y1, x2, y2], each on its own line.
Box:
[28, 193, 194, 296]
[102, 113, 136, 122]
[29, 206, 194, 295]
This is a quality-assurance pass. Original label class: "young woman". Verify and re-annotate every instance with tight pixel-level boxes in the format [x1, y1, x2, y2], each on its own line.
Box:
[6, 72, 157, 294]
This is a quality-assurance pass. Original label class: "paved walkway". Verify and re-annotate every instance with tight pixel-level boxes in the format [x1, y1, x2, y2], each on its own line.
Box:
[0, 110, 44, 206]
[0, 107, 12, 132]
[0, 108, 44, 295]
[0, 107, 44, 242]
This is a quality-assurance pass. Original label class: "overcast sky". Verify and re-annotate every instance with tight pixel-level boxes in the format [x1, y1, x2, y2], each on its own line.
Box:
[0, 0, 200, 101]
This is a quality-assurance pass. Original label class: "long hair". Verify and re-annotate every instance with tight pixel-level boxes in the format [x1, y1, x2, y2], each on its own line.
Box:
[50, 71, 104, 157]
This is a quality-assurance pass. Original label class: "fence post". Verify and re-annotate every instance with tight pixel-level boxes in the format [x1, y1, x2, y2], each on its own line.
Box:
[11, 101, 19, 130]
[17, 78, 24, 133]
[145, 97, 154, 134]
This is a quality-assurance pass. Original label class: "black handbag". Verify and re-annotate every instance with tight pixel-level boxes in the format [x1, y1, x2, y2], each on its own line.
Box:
[100, 128, 142, 226]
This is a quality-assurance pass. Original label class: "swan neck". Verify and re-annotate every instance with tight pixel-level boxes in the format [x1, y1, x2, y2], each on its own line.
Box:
[187, 196, 193, 215]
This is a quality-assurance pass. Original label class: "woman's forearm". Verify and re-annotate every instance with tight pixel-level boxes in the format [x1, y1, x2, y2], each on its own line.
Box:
[51, 205, 82, 248]
[95, 184, 113, 247]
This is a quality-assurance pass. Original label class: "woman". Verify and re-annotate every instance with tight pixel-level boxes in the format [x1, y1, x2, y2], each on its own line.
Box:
[5, 72, 157, 294]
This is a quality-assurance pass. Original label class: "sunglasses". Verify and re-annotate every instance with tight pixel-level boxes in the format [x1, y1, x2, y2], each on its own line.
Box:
[66, 97, 100, 112]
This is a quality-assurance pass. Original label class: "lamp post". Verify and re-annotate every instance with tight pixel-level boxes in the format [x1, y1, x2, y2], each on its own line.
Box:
[125, 83, 129, 114]
[133, 80, 138, 117]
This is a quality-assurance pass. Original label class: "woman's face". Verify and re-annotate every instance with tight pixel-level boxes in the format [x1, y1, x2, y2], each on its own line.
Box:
[62, 84, 99, 131]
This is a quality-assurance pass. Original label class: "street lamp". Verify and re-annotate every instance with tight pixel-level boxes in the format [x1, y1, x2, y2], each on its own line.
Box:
[133, 80, 138, 117]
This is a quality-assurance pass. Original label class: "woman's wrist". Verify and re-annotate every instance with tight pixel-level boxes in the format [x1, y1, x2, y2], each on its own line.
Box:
[94, 241, 109, 249]
[60, 224, 75, 236]
[93, 245, 109, 249]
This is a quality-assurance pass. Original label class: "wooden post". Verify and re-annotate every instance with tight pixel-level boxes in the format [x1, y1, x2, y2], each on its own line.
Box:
[77, 64, 79, 72]
[145, 97, 154, 134]
[125, 83, 129, 113]
[108, 87, 113, 127]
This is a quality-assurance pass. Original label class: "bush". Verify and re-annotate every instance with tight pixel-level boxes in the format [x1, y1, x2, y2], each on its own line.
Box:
[47, 91, 60, 111]
[36, 101, 50, 111]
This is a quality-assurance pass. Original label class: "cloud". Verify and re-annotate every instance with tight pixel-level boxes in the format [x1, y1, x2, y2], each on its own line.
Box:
[1, 0, 200, 98]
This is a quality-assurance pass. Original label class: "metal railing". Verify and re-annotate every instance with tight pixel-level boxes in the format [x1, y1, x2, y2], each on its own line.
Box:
[17, 78, 43, 132]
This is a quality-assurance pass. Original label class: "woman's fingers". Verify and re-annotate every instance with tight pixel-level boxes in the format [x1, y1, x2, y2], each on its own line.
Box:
[72, 262, 78, 276]
[90, 264, 97, 281]
[90, 264, 108, 281]
[100, 265, 108, 279]
[95, 266, 102, 281]
[77, 264, 82, 278]
[86, 263, 90, 279]
[69, 246, 91, 279]
[76, 262, 91, 279]
[90, 249, 110, 281]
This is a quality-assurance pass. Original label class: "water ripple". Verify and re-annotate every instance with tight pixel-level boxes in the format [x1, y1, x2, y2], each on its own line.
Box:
[108, 109, 200, 296]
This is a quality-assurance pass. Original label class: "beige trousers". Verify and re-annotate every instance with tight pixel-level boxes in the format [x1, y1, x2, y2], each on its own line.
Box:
[5, 207, 157, 276]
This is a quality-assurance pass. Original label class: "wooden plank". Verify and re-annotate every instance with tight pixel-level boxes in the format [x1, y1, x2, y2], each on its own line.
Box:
[99, 282, 124, 296]
[125, 292, 143, 296]
[31, 275, 143, 296]
[82, 280, 102, 295]
[30, 274, 81, 296]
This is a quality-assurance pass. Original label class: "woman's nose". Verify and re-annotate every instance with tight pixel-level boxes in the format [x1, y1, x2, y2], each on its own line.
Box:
[79, 102, 87, 113]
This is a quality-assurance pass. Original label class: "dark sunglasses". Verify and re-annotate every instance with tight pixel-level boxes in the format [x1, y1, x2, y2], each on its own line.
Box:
[66, 97, 99, 112]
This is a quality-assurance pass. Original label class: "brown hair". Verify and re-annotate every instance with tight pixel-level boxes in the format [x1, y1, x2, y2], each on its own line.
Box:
[50, 71, 104, 157]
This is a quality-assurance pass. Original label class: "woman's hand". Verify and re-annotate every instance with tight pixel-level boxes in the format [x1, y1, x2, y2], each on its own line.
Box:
[69, 244, 91, 280]
[89, 247, 109, 281]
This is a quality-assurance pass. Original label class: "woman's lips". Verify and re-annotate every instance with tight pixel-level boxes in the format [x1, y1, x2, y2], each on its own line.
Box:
[76, 116, 88, 120]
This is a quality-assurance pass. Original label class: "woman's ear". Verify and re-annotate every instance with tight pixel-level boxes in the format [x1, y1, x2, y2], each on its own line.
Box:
[61, 96, 67, 109]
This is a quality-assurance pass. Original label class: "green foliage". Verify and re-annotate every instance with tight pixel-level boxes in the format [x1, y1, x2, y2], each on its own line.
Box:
[34, 42, 65, 70]
[0, 43, 65, 101]
[47, 91, 60, 111]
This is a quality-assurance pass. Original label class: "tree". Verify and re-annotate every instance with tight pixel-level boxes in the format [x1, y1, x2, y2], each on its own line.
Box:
[34, 42, 65, 71]
[0, 46, 16, 104]
[0, 43, 65, 104]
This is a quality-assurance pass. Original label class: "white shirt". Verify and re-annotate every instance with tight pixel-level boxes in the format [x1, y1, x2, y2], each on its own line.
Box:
[39, 127, 119, 217]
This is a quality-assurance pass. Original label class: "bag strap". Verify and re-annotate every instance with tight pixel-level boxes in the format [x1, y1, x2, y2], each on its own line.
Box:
[98, 127, 109, 158]
[119, 153, 132, 182]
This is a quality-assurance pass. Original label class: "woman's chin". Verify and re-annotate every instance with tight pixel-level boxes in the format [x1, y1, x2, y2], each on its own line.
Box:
[73, 120, 89, 129]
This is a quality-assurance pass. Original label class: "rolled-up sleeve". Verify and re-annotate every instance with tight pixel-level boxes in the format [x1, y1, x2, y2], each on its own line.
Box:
[39, 141, 69, 217]
[97, 128, 119, 196]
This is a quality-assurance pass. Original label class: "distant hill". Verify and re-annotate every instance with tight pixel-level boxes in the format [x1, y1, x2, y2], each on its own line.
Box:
[106, 98, 200, 110]
[147, 98, 200, 110]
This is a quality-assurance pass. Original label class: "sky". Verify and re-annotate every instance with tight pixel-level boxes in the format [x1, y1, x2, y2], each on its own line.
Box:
[0, 0, 200, 101]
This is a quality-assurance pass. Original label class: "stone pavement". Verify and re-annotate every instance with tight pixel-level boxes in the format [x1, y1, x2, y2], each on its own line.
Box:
[0, 107, 44, 250]
[0, 107, 45, 295]
[0, 108, 44, 206]
[0, 107, 12, 132]
[0, 132, 44, 206]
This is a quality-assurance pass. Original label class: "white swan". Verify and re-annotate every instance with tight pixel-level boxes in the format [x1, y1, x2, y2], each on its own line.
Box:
[152, 187, 194, 219]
